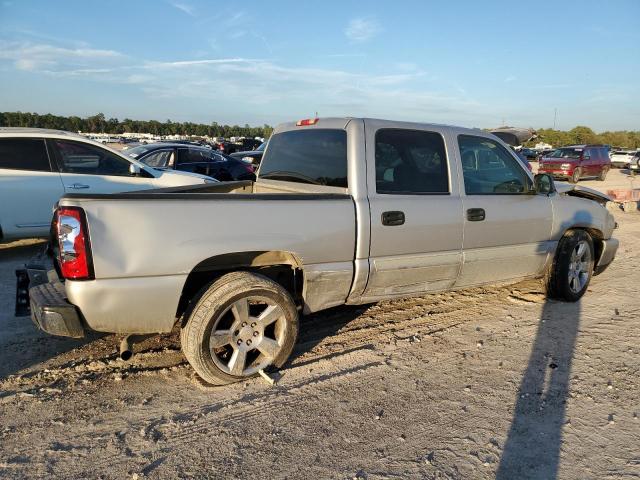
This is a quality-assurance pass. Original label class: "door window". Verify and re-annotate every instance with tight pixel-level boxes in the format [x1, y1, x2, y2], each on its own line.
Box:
[141, 149, 173, 168]
[458, 135, 532, 194]
[375, 129, 449, 194]
[0, 138, 51, 172]
[177, 148, 221, 164]
[54, 140, 132, 176]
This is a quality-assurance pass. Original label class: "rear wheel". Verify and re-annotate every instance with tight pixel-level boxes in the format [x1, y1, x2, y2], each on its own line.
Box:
[597, 167, 609, 181]
[547, 229, 594, 302]
[181, 272, 299, 385]
[569, 168, 581, 184]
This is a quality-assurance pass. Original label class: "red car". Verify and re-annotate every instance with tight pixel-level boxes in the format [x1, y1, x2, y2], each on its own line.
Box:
[538, 145, 611, 183]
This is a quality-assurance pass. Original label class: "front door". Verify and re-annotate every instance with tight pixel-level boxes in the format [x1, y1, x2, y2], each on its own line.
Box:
[455, 134, 553, 287]
[362, 124, 464, 300]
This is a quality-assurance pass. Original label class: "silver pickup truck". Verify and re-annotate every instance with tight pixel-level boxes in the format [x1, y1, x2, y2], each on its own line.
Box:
[26, 117, 619, 385]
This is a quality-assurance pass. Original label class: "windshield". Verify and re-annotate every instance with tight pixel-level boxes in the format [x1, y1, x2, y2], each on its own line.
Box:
[548, 148, 582, 159]
[256, 142, 266, 152]
[124, 145, 151, 158]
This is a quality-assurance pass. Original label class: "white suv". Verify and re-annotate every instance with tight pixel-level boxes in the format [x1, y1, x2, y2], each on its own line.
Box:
[0, 128, 216, 240]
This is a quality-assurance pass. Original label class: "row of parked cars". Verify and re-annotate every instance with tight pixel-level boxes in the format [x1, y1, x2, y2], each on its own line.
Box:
[0, 128, 265, 240]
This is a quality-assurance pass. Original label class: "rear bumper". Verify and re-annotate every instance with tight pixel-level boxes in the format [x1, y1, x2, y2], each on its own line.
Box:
[594, 237, 619, 276]
[30, 280, 85, 338]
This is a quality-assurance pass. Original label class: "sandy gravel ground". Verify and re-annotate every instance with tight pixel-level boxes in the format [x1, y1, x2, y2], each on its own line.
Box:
[0, 170, 638, 479]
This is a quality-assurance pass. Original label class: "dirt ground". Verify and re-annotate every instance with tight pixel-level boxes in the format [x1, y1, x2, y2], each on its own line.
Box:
[1, 170, 639, 479]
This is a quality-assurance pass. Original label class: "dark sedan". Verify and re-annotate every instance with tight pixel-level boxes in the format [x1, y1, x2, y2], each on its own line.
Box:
[124, 143, 256, 181]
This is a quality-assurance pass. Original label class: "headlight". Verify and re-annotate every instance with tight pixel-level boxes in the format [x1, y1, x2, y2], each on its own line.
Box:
[241, 156, 254, 163]
[204, 178, 218, 184]
[561, 163, 571, 169]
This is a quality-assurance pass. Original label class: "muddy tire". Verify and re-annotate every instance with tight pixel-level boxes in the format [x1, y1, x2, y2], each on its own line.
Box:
[597, 167, 608, 181]
[547, 230, 594, 302]
[181, 272, 299, 385]
[569, 168, 581, 184]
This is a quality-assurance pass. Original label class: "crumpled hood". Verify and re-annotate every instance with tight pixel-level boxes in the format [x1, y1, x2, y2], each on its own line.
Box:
[555, 182, 612, 205]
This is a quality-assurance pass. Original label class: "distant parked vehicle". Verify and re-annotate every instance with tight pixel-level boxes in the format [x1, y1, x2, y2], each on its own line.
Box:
[0, 128, 215, 240]
[125, 143, 255, 181]
[628, 151, 640, 172]
[230, 142, 267, 166]
[538, 145, 611, 183]
[519, 148, 538, 161]
[610, 150, 637, 168]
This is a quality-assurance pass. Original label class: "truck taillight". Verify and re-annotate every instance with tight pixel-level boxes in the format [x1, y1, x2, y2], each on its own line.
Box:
[56, 207, 93, 280]
[296, 118, 319, 126]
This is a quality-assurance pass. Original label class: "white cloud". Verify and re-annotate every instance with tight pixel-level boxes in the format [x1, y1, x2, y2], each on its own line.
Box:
[168, 1, 195, 16]
[345, 17, 381, 42]
[0, 40, 487, 126]
[0, 41, 124, 72]
[504, 75, 516, 83]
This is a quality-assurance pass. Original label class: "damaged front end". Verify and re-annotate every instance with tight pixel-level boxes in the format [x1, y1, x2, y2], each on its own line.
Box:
[555, 183, 612, 206]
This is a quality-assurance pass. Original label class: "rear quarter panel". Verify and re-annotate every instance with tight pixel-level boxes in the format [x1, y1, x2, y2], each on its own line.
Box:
[60, 195, 356, 333]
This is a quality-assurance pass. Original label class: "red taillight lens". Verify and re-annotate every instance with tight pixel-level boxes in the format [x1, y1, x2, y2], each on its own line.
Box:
[296, 118, 319, 126]
[56, 207, 93, 280]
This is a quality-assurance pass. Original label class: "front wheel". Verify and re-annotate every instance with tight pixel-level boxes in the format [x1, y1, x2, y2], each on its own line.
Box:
[547, 229, 594, 302]
[181, 272, 299, 385]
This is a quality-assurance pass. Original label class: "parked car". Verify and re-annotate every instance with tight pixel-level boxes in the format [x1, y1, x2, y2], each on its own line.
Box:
[214, 140, 239, 155]
[230, 141, 267, 166]
[0, 128, 215, 240]
[519, 148, 538, 161]
[22, 118, 617, 386]
[610, 150, 637, 168]
[538, 145, 611, 183]
[124, 143, 255, 181]
[628, 151, 640, 172]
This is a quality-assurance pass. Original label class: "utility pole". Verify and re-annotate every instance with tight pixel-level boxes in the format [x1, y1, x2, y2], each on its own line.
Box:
[553, 108, 558, 130]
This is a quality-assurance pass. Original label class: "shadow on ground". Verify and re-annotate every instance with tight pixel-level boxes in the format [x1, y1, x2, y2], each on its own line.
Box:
[496, 298, 581, 479]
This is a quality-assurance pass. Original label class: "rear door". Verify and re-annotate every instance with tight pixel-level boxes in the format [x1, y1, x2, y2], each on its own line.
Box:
[455, 133, 553, 287]
[49, 139, 154, 193]
[362, 123, 464, 300]
[0, 137, 64, 238]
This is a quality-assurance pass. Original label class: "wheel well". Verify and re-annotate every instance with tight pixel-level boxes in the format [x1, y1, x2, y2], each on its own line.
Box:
[568, 227, 604, 264]
[176, 251, 304, 319]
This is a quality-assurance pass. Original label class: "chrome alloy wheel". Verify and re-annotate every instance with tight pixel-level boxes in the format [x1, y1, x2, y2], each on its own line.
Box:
[568, 240, 591, 294]
[209, 296, 286, 377]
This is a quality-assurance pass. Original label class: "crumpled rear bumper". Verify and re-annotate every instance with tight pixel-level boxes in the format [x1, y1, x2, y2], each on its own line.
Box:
[594, 238, 619, 276]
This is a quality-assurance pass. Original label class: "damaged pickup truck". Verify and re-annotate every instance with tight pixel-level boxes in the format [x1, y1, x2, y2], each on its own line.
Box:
[22, 117, 619, 385]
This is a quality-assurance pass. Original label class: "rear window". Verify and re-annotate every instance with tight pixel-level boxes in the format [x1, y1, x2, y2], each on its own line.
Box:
[0, 138, 51, 172]
[548, 148, 582, 159]
[259, 129, 347, 187]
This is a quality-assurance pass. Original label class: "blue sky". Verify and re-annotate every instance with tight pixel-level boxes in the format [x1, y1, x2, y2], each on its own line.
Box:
[1, 0, 638, 130]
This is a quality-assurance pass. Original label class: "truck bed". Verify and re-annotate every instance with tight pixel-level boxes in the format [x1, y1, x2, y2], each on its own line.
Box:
[58, 179, 357, 332]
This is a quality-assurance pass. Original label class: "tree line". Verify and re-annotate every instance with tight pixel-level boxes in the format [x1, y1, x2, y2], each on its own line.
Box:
[1, 111, 638, 148]
[524, 126, 640, 149]
[0, 112, 274, 139]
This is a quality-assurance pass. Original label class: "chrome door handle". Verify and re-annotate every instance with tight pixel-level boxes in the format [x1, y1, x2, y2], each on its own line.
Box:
[69, 183, 90, 190]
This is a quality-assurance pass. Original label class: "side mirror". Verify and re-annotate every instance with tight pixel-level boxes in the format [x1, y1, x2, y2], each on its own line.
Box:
[534, 173, 556, 195]
[129, 163, 141, 176]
